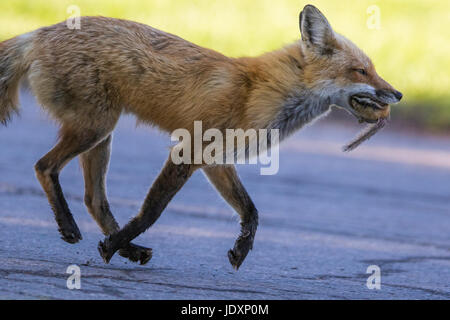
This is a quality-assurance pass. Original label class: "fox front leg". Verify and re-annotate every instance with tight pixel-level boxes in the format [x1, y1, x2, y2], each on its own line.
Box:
[228, 215, 258, 270]
[203, 165, 258, 270]
[98, 156, 196, 264]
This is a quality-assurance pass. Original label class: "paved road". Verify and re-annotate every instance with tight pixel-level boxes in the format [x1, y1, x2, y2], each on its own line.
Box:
[0, 90, 449, 299]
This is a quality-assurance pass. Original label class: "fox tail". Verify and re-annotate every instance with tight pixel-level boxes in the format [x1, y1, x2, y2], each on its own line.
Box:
[0, 34, 33, 125]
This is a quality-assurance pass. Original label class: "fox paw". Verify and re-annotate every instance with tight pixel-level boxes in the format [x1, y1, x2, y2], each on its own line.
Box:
[228, 229, 254, 270]
[58, 220, 82, 244]
[98, 236, 115, 264]
[119, 243, 152, 265]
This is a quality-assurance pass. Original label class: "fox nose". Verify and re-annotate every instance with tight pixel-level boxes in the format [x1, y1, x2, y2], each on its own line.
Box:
[393, 90, 403, 101]
[376, 89, 403, 102]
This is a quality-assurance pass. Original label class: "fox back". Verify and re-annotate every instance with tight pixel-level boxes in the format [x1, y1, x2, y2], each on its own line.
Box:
[0, 12, 401, 137]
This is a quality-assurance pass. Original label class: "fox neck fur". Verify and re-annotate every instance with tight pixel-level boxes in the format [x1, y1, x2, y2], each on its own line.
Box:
[235, 42, 334, 141]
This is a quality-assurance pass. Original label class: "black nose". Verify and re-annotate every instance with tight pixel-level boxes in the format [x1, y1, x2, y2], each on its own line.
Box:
[393, 90, 403, 101]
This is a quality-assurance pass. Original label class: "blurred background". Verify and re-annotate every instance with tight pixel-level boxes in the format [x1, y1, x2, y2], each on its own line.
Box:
[0, 1, 449, 299]
[0, 0, 449, 131]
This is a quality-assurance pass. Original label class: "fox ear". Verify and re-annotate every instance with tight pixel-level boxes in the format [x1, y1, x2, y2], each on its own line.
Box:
[299, 5, 336, 54]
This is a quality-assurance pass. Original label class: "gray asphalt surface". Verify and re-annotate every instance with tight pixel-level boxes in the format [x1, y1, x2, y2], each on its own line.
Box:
[0, 90, 449, 299]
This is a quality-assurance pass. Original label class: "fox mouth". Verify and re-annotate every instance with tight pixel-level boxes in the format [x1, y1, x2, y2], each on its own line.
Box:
[350, 94, 388, 109]
[348, 94, 389, 123]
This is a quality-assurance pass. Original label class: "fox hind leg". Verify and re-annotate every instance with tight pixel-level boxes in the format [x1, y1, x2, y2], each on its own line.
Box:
[80, 135, 151, 264]
[34, 116, 118, 244]
[80, 135, 118, 233]
[203, 165, 258, 270]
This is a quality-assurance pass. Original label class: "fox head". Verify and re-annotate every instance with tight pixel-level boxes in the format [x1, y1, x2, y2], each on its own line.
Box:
[298, 5, 402, 123]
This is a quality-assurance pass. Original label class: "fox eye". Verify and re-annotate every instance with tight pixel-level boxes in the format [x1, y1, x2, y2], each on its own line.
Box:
[354, 68, 367, 76]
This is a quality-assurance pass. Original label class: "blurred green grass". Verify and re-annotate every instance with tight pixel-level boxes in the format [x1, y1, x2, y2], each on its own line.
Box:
[1, 0, 449, 130]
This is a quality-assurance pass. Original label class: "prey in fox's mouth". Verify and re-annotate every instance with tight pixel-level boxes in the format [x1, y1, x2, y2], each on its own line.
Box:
[349, 94, 391, 124]
[343, 94, 394, 151]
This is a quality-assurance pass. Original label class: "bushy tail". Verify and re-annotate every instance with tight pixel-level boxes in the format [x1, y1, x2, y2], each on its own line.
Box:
[0, 34, 32, 125]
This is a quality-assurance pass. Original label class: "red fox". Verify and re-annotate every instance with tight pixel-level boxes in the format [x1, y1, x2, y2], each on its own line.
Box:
[0, 5, 401, 269]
